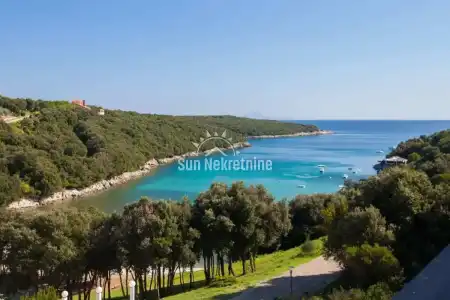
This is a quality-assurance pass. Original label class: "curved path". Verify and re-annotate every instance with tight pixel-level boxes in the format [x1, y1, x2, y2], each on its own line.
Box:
[231, 256, 341, 300]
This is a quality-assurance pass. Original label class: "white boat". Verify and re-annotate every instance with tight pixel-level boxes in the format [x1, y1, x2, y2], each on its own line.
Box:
[338, 185, 345, 189]
[342, 174, 348, 179]
[297, 184, 306, 188]
[319, 167, 325, 173]
[376, 150, 384, 154]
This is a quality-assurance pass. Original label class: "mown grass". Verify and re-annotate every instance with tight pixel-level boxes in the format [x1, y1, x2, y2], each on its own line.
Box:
[165, 238, 324, 300]
[93, 238, 324, 300]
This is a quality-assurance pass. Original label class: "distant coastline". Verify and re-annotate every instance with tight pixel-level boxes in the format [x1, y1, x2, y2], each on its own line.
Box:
[247, 130, 333, 139]
[8, 130, 332, 210]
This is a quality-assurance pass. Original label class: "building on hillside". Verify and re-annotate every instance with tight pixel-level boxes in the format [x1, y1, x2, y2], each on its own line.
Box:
[71, 100, 86, 107]
[98, 109, 105, 116]
[373, 156, 408, 173]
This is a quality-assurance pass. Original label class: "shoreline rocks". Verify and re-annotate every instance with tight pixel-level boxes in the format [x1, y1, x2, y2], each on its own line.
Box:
[7, 141, 252, 209]
[7, 132, 325, 210]
[247, 130, 333, 139]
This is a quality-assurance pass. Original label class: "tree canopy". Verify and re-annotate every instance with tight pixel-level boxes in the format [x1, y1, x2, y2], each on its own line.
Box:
[0, 95, 318, 206]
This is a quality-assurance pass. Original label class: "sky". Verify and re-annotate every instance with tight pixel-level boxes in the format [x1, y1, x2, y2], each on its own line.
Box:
[1, 0, 450, 120]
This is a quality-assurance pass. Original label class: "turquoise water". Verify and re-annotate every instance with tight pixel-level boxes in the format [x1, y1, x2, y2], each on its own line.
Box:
[71, 120, 450, 212]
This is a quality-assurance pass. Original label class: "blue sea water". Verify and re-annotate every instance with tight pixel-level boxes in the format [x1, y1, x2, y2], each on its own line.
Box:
[72, 120, 450, 212]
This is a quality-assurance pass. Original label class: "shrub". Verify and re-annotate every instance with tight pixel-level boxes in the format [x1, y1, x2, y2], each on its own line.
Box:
[342, 244, 403, 289]
[408, 152, 421, 162]
[301, 239, 319, 255]
[208, 277, 238, 288]
[305, 282, 393, 300]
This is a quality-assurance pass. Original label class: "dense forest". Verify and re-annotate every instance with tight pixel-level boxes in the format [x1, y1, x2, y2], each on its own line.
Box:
[389, 129, 450, 181]
[1, 129, 450, 300]
[0, 95, 318, 206]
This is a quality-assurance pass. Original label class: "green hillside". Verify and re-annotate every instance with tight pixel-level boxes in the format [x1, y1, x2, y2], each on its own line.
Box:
[0, 95, 319, 206]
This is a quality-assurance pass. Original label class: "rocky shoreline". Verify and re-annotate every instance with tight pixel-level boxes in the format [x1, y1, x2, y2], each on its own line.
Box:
[8, 130, 334, 210]
[247, 130, 333, 139]
[8, 141, 251, 209]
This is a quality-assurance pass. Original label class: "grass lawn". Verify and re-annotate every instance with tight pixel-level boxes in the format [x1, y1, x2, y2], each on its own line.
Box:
[165, 238, 324, 300]
[93, 239, 324, 300]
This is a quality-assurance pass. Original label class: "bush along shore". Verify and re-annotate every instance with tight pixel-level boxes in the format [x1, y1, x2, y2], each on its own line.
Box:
[7, 141, 252, 209]
[1, 95, 323, 208]
[8, 130, 332, 209]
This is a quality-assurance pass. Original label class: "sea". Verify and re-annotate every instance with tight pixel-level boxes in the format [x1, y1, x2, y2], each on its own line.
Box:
[66, 120, 450, 213]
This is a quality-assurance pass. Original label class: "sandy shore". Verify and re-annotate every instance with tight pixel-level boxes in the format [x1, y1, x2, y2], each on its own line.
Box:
[8, 130, 334, 209]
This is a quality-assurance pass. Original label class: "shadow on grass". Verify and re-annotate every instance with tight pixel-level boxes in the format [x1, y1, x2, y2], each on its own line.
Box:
[148, 279, 208, 300]
[210, 272, 341, 300]
[108, 279, 208, 300]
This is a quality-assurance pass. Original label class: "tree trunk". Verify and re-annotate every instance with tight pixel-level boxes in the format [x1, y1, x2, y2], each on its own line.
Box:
[156, 267, 161, 300]
[180, 266, 185, 291]
[102, 278, 107, 300]
[189, 265, 193, 289]
[66, 278, 71, 300]
[241, 255, 247, 275]
[143, 271, 147, 292]
[119, 269, 126, 297]
[138, 273, 144, 300]
[157, 266, 162, 299]
[220, 256, 225, 276]
[203, 255, 209, 283]
[211, 256, 215, 280]
[125, 269, 129, 296]
[107, 271, 111, 300]
[149, 269, 154, 293]
[162, 266, 165, 289]
[228, 256, 235, 276]
[82, 273, 88, 300]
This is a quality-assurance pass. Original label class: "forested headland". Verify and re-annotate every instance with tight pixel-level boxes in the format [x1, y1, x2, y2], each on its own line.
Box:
[0, 95, 319, 207]
[1, 128, 450, 300]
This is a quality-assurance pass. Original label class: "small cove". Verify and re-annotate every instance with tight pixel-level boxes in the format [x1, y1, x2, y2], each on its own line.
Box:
[62, 120, 450, 213]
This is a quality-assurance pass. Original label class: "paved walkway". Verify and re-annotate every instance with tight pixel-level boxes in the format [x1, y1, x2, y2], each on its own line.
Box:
[231, 256, 341, 300]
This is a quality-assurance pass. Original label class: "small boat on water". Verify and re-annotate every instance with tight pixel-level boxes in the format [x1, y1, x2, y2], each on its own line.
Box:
[297, 184, 306, 188]
[376, 150, 384, 154]
[319, 167, 325, 174]
[348, 167, 353, 171]
[342, 174, 349, 179]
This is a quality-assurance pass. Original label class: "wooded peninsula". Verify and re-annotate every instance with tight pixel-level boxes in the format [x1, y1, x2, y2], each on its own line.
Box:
[0, 95, 322, 207]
